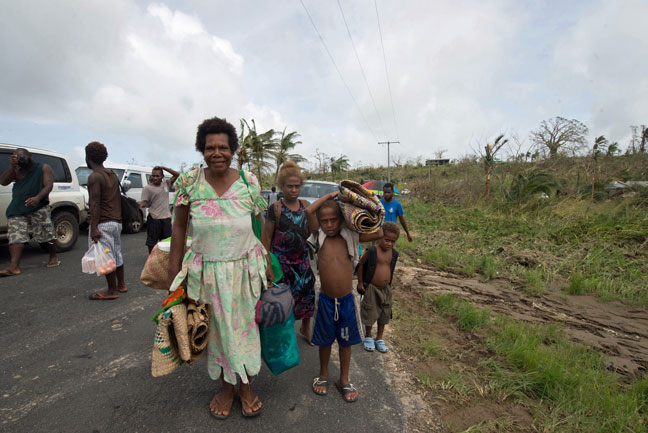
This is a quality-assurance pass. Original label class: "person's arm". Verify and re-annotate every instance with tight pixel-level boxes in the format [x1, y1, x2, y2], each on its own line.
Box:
[0, 154, 18, 186]
[356, 251, 369, 295]
[398, 215, 413, 242]
[167, 204, 189, 291]
[260, 210, 275, 283]
[137, 185, 151, 208]
[306, 191, 338, 234]
[88, 172, 103, 243]
[160, 166, 180, 185]
[359, 227, 383, 243]
[25, 164, 54, 207]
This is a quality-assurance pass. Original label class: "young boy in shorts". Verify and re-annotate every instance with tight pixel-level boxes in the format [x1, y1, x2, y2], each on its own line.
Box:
[357, 221, 400, 353]
[306, 191, 383, 403]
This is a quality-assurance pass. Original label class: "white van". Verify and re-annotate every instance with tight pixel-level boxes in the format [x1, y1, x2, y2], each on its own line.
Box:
[0, 144, 87, 251]
[75, 163, 175, 233]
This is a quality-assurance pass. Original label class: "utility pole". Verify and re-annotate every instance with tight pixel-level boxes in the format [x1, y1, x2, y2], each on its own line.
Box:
[378, 141, 400, 182]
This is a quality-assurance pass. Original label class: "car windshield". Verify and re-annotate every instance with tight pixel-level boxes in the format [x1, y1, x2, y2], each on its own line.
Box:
[76, 167, 125, 186]
[301, 182, 338, 198]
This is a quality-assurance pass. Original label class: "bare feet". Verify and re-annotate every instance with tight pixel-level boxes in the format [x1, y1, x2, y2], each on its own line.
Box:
[209, 385, 234, 420]
[238, 383, 262, 417]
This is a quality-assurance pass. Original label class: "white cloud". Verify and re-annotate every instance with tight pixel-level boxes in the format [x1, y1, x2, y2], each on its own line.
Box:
[1, 0, 646, 173]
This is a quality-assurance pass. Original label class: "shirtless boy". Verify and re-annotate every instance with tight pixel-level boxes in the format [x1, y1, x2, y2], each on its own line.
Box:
[357, 221, 400, 353]
[306, 191, 383, 403]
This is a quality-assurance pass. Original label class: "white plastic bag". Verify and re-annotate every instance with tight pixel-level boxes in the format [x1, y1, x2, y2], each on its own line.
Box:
[81, 243, 117, 276]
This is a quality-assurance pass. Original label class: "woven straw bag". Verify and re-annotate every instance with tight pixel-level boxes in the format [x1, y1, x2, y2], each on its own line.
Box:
[151, 309, 183, 377]
[140, 244, 170, 290]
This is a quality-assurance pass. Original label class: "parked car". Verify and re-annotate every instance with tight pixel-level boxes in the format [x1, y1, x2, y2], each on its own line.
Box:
[0, 144, 87, 251]
[76, 163, 175, 234]
[298, 180, 339, 203]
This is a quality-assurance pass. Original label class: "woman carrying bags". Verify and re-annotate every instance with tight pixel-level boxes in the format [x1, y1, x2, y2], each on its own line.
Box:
[262, 161, 316, 345]
[166, 116, 269, 420]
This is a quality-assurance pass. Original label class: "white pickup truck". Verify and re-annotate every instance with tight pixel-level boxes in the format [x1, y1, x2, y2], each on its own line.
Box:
[0, 144, 87, 252]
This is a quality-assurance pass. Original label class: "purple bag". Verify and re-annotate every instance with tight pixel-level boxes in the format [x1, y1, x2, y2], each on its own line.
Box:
[255, 282, 294, 327]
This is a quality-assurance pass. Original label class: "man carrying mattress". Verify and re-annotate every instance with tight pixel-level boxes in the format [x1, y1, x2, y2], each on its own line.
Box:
[380, 183, 412, 242]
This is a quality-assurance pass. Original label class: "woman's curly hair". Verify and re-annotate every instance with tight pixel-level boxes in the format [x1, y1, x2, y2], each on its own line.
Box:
[195, 116, 239, 154]
[85, 141, 108, 164]
[277, 160, 305, 188]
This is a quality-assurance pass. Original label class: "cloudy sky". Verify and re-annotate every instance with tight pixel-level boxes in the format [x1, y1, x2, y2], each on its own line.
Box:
[1, 0, 646, 171]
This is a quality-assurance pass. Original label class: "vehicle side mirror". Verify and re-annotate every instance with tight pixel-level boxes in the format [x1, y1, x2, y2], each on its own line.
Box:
[121, 179, 132, 192]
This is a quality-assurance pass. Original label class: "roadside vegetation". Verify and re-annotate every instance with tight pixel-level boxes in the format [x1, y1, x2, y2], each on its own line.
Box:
[393, 290, 648, 432]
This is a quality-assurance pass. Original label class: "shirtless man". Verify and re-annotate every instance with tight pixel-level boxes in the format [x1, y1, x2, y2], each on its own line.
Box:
[306, 191, 383, 403]
[85, 142, 126, 300]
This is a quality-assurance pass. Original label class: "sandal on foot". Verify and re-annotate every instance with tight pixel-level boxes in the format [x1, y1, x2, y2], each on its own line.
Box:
[46, 260, 60, 268]
[363, 337, 375, 352]
[89, 292, 119, 300]
[375, 339, 389, 353]
[312, 377, 329, 396]
[240, 394, 262, 417]
[117, 287, 128, 293]
[0, 269, 21, 277]
[209, 392, 234, 420]
[335, 382, 358, 403]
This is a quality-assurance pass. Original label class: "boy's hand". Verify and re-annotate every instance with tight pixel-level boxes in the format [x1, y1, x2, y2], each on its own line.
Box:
[357, 284, 365, 295]
[329, 191, 339, 199]
[407, 233, 413, 242]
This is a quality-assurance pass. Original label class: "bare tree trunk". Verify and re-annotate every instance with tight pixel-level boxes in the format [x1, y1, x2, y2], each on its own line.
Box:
[485, 167, 491, 198]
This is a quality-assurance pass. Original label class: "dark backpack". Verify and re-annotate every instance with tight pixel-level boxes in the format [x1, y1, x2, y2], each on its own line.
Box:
[359, 246, 399, 288]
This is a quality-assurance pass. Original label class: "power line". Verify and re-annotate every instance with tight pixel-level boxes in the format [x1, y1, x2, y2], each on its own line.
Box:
[300, 0, 378, 142]
[374, 0, 399, 140]
[337, 0, 386, 139]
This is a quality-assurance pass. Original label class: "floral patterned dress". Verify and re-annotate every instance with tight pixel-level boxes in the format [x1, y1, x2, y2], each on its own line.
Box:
[169, 168, 267, 385]
[266, 200, 315, 319]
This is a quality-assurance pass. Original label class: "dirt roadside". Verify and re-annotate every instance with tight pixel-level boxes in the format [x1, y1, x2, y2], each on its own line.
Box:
[382, 264, 648, 432]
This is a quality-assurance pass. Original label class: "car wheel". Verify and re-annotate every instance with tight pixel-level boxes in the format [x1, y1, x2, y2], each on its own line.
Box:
[51, 211, 79, 252]
[123, 211, 143, 234]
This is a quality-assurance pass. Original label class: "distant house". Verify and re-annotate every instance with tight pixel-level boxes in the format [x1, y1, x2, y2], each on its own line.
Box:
[425, 159, 450, 166]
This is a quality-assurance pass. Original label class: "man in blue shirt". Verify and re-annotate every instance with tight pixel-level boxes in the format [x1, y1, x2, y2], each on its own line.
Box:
[380, 183, 412, 242]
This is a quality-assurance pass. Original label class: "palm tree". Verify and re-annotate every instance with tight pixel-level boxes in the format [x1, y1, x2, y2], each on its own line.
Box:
[508, 170, 559, 208]
[237, 119, 252, 170]
[330, 155, 350, 181]
[272, 128, 305, 185]
[484, 134, 508, 198]
[239, 119, 277, 183]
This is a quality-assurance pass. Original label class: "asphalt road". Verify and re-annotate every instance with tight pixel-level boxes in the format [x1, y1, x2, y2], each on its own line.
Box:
[0, 232, 405, 433]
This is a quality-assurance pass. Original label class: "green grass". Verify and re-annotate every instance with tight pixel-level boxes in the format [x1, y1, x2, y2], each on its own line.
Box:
[401, 197, 648, 307]
[430, 294, 648, 433]
[433, 294, 490, 331]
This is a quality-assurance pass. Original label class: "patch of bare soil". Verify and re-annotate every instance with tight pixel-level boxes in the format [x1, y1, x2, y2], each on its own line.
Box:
[398, 265, 648, 378]
[384, 265, 648, 432]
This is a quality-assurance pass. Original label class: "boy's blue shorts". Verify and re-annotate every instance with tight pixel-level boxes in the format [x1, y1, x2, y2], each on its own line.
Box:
[312, 291, 363, 347]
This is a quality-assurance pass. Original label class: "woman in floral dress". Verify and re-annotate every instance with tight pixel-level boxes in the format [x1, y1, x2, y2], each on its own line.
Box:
[167, 117, 269, 420]
[261, 161, 315, 344]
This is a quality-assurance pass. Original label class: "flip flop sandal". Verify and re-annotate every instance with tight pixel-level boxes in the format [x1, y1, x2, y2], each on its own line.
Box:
[335, 382, 358, 403]
[0, 269, 21, 277]
[312, 377, 329, 396]
[89, 292, 119, 300]
[363, 337, 375, 352]
[45, 260, 61, 268]
[117, 287, 128, 293]
[375, 339, 389, 353]
[240, 394, 262, 418]
[209, 392, 234, 420]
